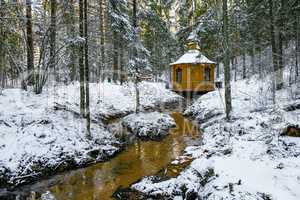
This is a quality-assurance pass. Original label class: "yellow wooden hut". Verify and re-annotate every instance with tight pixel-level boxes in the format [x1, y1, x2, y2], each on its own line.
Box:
[170, 41, 215, 93]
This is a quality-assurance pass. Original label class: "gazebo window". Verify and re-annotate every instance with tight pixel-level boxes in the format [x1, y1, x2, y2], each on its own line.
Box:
[204, 67, 211, 81]
[175, 68, 182, 83]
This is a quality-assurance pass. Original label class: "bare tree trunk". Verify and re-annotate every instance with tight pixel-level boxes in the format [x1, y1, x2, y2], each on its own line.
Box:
[242, 52, 246, 79]
[79, 0, 86, 116]
[223, 0, 232, 120]
[0, 0, 5, 92]
[269, 0, 277, 104]
[26, 0, 34, 86]
[216, 56, 220, 79]
[296, 14, 299, 79]
[277, 0, 285, 89]
[231, 58, 234, 80]
[234, 57, 237, 82]
[120, 43, 124, 85]
[104, 0, 111, 81]
[233, 2, 239, 82]
[84, 0, 91, 137]
[133, 0, 140, 113]
[63, 0, 77, 81]
[99, 0, 105, 82]
[50, 0, 57, 81]
[113, 33, 118, 83]
[251, 44, 255, 75]
[258, 45, 262, 79]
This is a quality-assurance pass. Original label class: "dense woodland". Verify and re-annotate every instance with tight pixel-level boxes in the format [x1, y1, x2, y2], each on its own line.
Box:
[1, 1, 300, 199]
[0, 0, 299, 118]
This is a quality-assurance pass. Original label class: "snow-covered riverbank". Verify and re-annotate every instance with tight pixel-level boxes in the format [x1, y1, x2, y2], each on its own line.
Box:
[122, 112, 176, 140]
[131, 77, 300, 200]
[0, 81, 183, 188]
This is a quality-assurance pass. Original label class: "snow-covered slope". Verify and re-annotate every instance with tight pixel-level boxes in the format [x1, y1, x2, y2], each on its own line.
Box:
[132, 77, 300, 200]
[0, 87, 120, 187]
[53, 81, 183, 121]
[0, 81, 183, 187]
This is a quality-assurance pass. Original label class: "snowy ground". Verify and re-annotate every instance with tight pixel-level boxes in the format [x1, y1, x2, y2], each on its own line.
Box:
[0, 81, 183, 187]
[54, 81, 184, 121]
[122, 112, 176, 140]
[131, 76, 300, 200]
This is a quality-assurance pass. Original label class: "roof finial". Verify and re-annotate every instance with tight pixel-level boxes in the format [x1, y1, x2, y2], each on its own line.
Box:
[186, 41, 199, 50]
[187, 29, 200, 50]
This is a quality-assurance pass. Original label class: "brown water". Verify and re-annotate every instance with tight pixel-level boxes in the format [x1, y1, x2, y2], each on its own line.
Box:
[25, 112, 201, 200]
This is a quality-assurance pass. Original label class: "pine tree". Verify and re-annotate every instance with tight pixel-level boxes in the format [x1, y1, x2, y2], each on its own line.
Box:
[99, 0, 105, 81]
[277, 0, 285, 89]
[84, 0, 91, 137]
[63, 0, 77, 81]
[133, 0, 140, 113]
[140, 0, 179, 79]
[0, 0, 5, 92]
[223, 0, 232, 119]
[296, 14, 299, 79]
[49, 0, 57, 80]
[26, 0, 34, 86]
[79, 0, 86, 116]
[269, 0, 277, 104]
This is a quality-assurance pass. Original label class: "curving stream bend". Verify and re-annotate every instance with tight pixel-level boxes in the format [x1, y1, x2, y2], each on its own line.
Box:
[18, 112, 201, 200]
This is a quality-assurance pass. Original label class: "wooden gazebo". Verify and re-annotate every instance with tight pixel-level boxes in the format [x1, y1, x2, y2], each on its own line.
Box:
[170, 41, 215, 93]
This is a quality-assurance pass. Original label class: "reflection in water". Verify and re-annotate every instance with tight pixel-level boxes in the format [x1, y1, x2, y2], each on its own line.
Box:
[26, 112, 201, 200]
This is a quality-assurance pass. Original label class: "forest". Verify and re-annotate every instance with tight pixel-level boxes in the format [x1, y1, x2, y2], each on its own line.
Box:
[0, 0, 300, 200]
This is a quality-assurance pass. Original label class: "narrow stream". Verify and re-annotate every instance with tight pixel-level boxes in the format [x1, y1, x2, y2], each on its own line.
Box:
[20, 112, 201, 200]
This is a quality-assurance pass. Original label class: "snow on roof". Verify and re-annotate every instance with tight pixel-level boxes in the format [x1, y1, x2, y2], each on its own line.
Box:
[170, 50, 215, 65]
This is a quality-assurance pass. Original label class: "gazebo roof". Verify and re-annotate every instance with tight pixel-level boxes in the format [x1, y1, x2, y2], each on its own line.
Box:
[170, 49, 215, 65]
